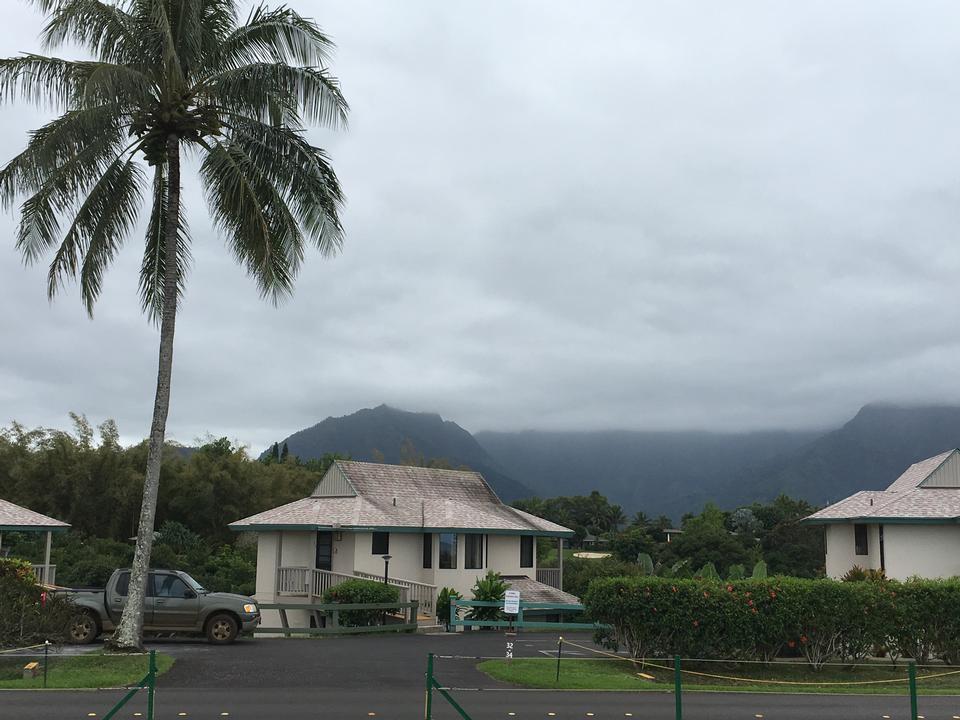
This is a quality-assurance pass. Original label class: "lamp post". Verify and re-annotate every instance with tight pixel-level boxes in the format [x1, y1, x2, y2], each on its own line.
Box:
[382, 555, 392, 584]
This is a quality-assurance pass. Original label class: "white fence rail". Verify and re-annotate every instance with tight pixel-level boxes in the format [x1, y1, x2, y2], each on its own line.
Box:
[536, 567, 561, 590]
[276, 567, 436, 616]
[31, 564, 56, 586]
[354, 570, 437, 616]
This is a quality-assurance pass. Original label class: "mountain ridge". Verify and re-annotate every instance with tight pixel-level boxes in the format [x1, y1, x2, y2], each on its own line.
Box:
[268, 402, 960, 518]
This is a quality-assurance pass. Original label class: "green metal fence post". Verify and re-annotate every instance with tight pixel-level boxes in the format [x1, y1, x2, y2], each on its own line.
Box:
[674, 655, 682, 720]
[425, 652, 434, 720]
[147, 650, 157, 720]
[449, 598, 457, 630]
[556, 637, 563, 683]
[908, 660, 918, 720]
[43, 640, 48, 689]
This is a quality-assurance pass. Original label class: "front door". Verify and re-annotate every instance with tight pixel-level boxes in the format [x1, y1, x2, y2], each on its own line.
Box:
[315, 531, 333, 572]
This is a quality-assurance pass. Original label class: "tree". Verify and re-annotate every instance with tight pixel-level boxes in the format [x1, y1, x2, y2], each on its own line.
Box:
[0, 0, 347, 649]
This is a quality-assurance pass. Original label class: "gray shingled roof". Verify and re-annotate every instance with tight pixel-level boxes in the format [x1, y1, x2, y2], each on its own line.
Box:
[230, 462, 573, 536]
[0, 499, 70, 531]
[502, 576, 581, 604]
[324, 461, 500, 502]
[806, 450, 960, 523]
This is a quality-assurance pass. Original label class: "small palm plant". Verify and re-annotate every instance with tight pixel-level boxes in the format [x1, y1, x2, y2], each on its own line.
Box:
[469, 571, 508, 622]
[0, 0, 347, 649]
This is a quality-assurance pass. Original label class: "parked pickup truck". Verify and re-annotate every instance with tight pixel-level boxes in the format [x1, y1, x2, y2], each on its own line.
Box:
[57, 568, 260, 644]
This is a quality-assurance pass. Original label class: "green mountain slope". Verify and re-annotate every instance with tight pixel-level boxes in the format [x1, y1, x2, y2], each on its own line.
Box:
[269, 405, 533, 501]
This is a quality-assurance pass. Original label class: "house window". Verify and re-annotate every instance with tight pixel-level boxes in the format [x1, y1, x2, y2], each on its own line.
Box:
[423, 533, 432, 569]
[520, 536, 534, 568]
[465, 534, 484, 569]
[439, 532, 458, 569]
[854, 525, 868, 556]
[372, 532, 390, 555]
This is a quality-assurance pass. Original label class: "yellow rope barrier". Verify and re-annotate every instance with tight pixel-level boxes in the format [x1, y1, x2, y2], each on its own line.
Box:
[560, 639, 960, 687]
[0, 643, 47, 655]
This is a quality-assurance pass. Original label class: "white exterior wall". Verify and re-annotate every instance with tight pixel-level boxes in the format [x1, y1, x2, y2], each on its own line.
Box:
[254, 532, 280, 602]
[331, 531, 355, 575]
[486, 535, 529, 579]
[351, 531, 431, 584]
[825, 524, 878, 578]
[279, 531, 314, 567]
[882, 524, 960, 580]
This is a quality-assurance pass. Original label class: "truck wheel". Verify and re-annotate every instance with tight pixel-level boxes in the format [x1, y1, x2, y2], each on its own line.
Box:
[205, 613, 239, 644]
[68, 611, 100, 645]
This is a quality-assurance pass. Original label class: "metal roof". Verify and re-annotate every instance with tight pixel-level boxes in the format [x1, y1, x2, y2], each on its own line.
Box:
[0, 499, 71, 531]
[230, 461, 573, 536]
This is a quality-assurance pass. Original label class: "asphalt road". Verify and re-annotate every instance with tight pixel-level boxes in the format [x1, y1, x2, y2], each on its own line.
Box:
[2, 632, 959, 720]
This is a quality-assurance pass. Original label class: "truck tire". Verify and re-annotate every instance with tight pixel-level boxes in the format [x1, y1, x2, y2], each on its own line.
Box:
[68, 610, 100, 645]
[205, 613, 239, 644]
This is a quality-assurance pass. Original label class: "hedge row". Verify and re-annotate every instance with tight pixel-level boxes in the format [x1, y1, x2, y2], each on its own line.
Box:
[583, 576, 960, 668]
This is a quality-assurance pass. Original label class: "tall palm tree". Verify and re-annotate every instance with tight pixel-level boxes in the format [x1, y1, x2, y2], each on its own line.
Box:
[0, 0, 347, 649]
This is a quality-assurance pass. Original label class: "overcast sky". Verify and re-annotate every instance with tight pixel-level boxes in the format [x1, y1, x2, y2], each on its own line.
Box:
[3, 1, 960, 450]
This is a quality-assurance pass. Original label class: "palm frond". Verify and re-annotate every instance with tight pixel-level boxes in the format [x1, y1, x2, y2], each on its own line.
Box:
[140, 164, 192, 321]
[41, 0, 139, 64]
[0, 54, 153, 109]
[0, 104, 125, 205]
[44, 152, 146, 311]
[200, 139, 306, 300]
[15, 130, 129, 263]
[223, 117, 344, 256]
[201, 62, 348, 129]
[211, 4, 335, 71]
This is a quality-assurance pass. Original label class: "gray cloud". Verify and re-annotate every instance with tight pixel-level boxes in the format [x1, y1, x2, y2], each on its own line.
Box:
[4, 0, 960, 450]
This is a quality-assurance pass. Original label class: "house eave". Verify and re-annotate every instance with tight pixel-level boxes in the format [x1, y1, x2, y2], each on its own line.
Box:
[802, 517, 960, 526]
[0, 524, 70, 532]
[229, 522, 574, 538]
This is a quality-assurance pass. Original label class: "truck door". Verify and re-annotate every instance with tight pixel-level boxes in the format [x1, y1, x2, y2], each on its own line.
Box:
[150, 572, 201, 629]
[109, 571, 156, 625]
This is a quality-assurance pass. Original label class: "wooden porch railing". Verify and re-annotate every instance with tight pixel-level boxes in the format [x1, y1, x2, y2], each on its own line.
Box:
[354, 570, 437, 616]
[536, 567, 561, 590]
[31, 564, 56, 585]
[276, 567, 437, 617]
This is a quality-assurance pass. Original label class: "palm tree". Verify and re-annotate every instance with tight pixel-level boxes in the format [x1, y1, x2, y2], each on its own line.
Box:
[0, 0, 347, 649]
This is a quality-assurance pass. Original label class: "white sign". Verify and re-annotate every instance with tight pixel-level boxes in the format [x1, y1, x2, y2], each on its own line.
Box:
[503, 590, 521, 614]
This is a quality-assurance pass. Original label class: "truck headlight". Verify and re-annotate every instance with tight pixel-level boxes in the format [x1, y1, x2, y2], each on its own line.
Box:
[243, 603, 258, 614]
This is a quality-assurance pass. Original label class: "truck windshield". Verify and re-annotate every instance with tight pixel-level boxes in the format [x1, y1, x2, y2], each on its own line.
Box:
[180, 573, 207, 594]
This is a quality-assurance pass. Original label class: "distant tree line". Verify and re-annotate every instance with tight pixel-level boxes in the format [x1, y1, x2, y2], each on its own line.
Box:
[0, 416, 824, 595]
[513, 490, 825, 596]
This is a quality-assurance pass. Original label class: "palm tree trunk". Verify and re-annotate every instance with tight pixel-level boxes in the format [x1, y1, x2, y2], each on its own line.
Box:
[109, 134, 181, 651]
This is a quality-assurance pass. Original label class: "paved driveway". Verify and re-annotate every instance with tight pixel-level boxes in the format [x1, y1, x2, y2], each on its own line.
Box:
[153, 629, 576, 689]
[4, 632, 960, 719]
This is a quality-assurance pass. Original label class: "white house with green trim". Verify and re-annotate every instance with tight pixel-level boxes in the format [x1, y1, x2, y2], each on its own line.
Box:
[805, 449, 960, 580]
[229, 460, 575, 625]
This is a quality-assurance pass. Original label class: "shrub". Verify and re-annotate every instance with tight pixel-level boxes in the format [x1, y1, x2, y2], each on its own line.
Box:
[0, 558, 73, 647]
[470, 571, 507, 621]
[437, 587, 462, 627]
[563, 556, 641, 598]
[841, 565, 886, 583]
[322, 579, 399, 626]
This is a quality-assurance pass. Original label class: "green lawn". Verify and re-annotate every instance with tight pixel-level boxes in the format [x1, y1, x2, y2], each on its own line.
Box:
[477, 658, 960, 695]
[0, 652, 173, 689]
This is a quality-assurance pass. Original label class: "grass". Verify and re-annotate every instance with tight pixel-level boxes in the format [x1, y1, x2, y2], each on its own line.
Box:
[477, 658, 960, 695]
[0, 652, 174, 689]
